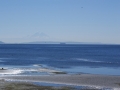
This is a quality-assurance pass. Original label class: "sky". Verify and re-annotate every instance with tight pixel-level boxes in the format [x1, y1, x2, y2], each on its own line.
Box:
[0, 0, 120, 44]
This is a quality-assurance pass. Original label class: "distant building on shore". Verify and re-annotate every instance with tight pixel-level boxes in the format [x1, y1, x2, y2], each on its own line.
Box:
[60, 42, 66, 44]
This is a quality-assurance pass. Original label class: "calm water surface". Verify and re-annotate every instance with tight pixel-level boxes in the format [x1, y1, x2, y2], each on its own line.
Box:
[0, 44, 120, 75]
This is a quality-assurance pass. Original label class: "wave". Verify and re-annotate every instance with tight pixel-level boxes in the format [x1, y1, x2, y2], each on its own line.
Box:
[0, 58, 15, 62]
[76, 58, 104, 63]
[0, 58, 9, 62]
[0, 60, 5, 62]
[0, 66, 61, 75]
[0, 69, 23, 75]
[33, 64, 42, 67]
[0, 58, 9, 59]
[75, 58, 119, 64]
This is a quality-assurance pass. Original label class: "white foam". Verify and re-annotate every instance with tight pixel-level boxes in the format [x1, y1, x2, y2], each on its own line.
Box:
[0, 69, 23, 75]
[0, 64, 63, 76]
[33, 64, 42, 67]
[0, 68, 41, 75]
[76, 58, 104, 63]
[75, 58, 117, 64]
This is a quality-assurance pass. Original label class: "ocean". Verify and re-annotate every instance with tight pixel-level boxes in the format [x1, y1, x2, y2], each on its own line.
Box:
[0, 44, 120, 75]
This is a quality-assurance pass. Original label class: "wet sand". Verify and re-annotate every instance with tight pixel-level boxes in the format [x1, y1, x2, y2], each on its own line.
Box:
[1, 74, 120, 89]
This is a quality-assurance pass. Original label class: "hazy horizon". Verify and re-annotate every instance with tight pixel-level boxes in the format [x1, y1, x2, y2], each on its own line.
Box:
[0, 0, 120, 44]
[0, 40, 119, 45]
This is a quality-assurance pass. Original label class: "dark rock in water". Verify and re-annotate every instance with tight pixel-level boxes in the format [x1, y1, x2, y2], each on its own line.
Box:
[52, 71, 67, 74]
[0, 68, 7, 70]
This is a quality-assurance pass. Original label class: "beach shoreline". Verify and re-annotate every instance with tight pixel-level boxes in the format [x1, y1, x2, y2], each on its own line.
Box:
[1, 74, 120, 90]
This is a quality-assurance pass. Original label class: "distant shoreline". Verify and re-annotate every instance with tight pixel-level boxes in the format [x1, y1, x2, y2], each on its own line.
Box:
[0, 43, 120, 45]
[1, 40, 120, 45]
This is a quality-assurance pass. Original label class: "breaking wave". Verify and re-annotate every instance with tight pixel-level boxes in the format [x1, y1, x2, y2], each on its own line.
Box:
[0, 66, 61, 75]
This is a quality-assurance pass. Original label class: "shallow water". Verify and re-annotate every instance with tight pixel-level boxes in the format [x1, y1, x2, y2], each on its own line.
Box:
[4, 79, 114, 90]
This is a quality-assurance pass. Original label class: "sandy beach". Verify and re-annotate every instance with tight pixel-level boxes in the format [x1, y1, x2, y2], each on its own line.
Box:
[0, 74, 120, 90]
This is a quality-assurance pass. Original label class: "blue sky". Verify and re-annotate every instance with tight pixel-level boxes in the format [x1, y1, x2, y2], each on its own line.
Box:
[0, 0, 120, 44]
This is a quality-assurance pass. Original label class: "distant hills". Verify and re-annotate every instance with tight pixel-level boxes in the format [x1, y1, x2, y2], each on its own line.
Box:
[22, 41, 102, 44]
[0, 41, 4, 44]
[22, 41, 61, 44]
[0, 41, 102, 44]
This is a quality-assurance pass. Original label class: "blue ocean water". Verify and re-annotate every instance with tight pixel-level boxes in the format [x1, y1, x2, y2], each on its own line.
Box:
[0, 44, 120, 75]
